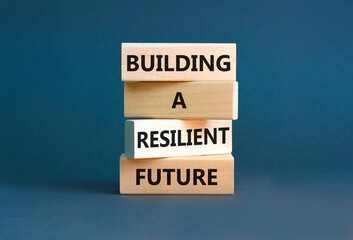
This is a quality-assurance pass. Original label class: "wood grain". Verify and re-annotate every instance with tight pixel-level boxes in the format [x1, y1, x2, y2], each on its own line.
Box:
[119, 154, 234, 195]
[122, 43, 236, 81]
[124, 81, 238, 120]
[125, 119, 232, 159]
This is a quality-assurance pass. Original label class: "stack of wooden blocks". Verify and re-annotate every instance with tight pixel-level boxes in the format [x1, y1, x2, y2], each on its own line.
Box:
[120, 43, 238, 194]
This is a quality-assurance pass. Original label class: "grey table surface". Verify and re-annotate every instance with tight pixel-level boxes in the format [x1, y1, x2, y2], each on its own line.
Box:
[2, 172, 353, 240]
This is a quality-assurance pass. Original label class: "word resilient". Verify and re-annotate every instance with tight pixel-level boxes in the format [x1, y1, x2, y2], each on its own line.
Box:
[137, 127, 230, 148]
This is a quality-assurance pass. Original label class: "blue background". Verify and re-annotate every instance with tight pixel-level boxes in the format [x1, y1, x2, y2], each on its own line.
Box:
[1, 0, 352, 239]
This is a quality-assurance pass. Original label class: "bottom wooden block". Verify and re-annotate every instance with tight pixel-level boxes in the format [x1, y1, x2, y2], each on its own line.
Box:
[119, 154, 234, 195]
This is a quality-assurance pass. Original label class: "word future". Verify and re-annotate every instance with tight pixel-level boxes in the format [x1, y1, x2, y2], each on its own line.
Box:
[125, 120, 232, 159]
[119, 154, 234, 194]
[121, 43, 236, 81]
[136, 169, 218, 186]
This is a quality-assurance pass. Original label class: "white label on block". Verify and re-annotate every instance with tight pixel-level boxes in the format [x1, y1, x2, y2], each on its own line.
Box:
[125, 119, 232, 159]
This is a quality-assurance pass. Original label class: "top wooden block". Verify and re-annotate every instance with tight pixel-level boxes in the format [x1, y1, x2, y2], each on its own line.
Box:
[122, 43, 236, 81]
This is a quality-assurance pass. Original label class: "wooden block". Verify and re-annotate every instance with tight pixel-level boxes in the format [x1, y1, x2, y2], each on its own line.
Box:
[124, 81, 238, 120]
[119, 154, 234, 195]
[122, 43, 236, 81]
[125, 119, 232, 159]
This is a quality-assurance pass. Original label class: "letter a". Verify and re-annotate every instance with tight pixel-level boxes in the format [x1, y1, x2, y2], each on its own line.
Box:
[172, 92, 187, 108]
